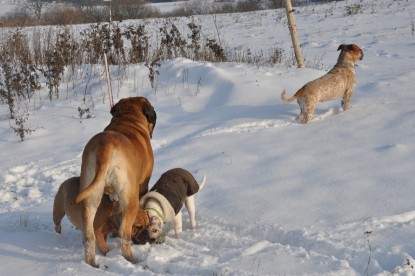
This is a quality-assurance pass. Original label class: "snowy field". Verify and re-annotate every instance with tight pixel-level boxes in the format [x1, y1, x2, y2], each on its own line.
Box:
[1, 0, 415, 275]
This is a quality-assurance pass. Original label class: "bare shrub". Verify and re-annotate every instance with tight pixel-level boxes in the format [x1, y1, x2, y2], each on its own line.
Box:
[9, 107, 36, 142]
[80, 23, 108, 64]
[187, 20, 202, 60]
[204, 38, 227, 62]
[158, 21, 187, 60]
[78, 100, 93, 119]
[234, 0, 263, 13]
[265, 0, 285, 9]
[345, 4, 363, 15]
[270, 47, 284, 65]
[166, 1, 233, 17]
[125, 24, 149, 64]
[0, 64, 16, 119]
[0, 2, 155, 26]
[40, 28, 66, 100]
[80, 23, 127, 65]
[111, 23, 126, 65]
[0, 29, 40, 106]
[110, 0, 147, 21]
[79, 6, 111, 23]
[31, 28, 44, 66]
[145, 55, 161, 91]
[42, 5, 86, 25]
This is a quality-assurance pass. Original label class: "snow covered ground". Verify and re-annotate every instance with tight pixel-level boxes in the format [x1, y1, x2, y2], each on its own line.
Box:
[1, 0, 415, 274]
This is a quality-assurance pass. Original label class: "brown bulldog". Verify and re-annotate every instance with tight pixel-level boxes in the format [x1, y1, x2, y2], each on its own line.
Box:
[53, 176, 150, 254]
[281, 44, 364, 124]
[75, 97, 156, 267]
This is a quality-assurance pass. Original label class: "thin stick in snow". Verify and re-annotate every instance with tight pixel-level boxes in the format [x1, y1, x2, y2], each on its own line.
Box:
[104, 51, 114, 108]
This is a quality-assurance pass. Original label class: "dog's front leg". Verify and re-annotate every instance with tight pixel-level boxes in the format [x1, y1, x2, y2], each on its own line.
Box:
[173, 211, 183, 237]
[341, 88, 354, 110]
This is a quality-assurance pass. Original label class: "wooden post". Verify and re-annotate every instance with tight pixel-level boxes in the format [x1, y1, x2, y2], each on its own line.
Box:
[104, 51, 114, 108]
[284, 0, 304, 68]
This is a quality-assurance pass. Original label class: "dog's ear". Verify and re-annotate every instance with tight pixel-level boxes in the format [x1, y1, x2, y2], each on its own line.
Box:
[142, 102, 156, 125]
[337, 44, 354, 52]
[337, 44, 347, 51]
[110, 98, 126, 116]
[142, 101, 157, 137]
[110, 104, 117, 116]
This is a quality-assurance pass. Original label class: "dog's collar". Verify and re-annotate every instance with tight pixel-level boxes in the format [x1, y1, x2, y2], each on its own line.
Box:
[145, 207, 165, 221]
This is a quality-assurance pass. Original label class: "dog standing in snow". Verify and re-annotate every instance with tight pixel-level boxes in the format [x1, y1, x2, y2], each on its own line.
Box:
[140, 168, 206, 242]
[53, 176, 150, 253]
[75, 97, 156, 267]
[280, 44, 364, 124]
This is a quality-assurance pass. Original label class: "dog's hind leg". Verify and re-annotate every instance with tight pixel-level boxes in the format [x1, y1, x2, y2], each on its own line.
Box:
[95, 226, 110, 255]
[302, 101, 316, 124]
[296, 99, 305, 122]
[341, 88, 354, 110]
[82, 203, 99, 268]
[52, 188, 65, 234]
[185, 195, 197, 229]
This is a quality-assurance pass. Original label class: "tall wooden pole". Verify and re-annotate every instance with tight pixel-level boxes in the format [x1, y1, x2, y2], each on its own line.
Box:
[284, 0, 304, 68]
[104, 51, 114, 108]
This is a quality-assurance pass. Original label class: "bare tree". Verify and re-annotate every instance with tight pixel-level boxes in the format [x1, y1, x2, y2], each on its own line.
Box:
[266, 0, 285, 9]
[20, 0, 46, 21]
[110, 0, 147, 21]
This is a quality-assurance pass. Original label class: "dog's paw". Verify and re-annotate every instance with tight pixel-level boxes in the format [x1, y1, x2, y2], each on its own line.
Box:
[55, 224, 62, 234]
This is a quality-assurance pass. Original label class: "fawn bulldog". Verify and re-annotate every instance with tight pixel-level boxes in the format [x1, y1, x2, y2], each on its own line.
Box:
[75, 97, 156, 267]
[53, 177, 150, 254]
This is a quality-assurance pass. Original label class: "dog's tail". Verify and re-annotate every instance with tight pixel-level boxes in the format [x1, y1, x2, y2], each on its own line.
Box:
[198, 174, 207, 191]
[75, 144, 113, 204]
[280, 87, 304, 103]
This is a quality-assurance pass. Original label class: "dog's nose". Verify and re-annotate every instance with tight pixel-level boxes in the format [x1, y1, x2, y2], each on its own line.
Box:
[152, 229, 158, 233]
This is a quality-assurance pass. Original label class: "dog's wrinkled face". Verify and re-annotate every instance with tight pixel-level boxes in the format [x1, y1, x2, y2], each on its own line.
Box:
[148, 216, 163, 240]
[131, 226, 149, 245]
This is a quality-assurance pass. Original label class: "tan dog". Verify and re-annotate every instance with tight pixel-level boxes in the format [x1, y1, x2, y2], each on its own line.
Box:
[281, 44, 364, 124]
[53, 177, 150, 254]
[75, 97, 156, 267]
